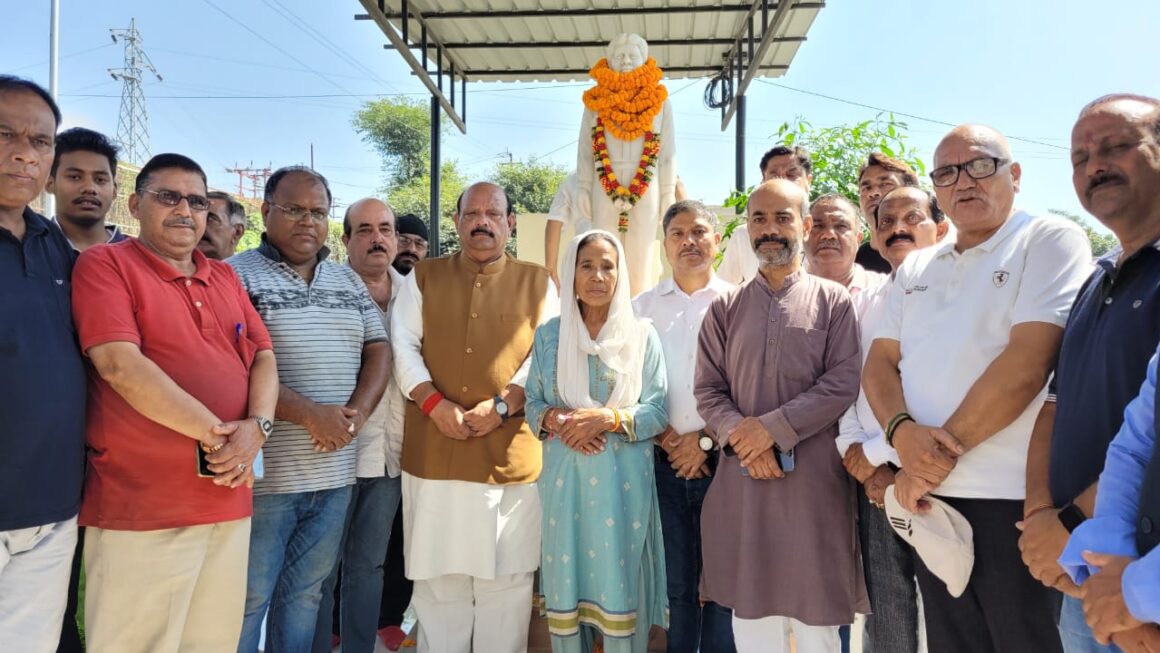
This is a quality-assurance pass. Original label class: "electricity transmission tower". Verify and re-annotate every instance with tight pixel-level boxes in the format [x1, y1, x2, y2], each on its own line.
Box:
[108, 19, 162, 165]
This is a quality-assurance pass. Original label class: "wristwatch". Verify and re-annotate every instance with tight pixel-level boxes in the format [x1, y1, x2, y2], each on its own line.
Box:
[252, 415, 274, 440]
[494, 396, 510, 422]
[1058, 502, 1086, 533]
[698, 429, 715, 452]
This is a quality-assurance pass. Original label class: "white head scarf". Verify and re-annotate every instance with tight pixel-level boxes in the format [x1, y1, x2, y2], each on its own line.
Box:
[556, 230, 650, 410]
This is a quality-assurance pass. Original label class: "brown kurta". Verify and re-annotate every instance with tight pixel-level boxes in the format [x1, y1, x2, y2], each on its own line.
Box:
[402, 252, 549, 484]
[694, 268, 867, 624]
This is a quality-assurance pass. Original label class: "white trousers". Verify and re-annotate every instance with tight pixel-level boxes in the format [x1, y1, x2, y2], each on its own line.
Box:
[0, 516, 78, 653]
[412, 571, 534, 653]
[732, 613, 842, 653]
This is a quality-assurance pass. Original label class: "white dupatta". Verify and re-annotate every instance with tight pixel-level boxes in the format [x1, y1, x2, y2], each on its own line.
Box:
[556, 230, 651, 410]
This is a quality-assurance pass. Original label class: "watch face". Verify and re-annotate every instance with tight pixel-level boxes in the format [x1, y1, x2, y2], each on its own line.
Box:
[699, 436, 714, 451]
[496, 400, 509, 417]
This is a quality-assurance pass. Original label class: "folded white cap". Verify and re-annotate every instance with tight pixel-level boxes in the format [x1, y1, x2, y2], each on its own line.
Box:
[884, 485, 975, 597]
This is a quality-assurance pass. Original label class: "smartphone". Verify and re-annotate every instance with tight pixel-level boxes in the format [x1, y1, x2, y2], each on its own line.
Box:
[197, 444, 213, 477]
[722, 444, 794, 475]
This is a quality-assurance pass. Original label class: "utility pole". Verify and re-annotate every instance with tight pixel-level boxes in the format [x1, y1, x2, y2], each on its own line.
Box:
[47, 0, 60, 218]
[225, 163, 273, 200]
[109, 19, 162, 165]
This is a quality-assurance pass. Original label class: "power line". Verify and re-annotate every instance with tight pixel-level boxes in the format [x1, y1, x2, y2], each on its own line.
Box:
[756, 79, 1068, 151]
[109, 19, 162, 165]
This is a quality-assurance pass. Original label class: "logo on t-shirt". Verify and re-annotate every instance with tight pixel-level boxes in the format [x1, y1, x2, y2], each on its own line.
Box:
[992, 270, 1010, 288]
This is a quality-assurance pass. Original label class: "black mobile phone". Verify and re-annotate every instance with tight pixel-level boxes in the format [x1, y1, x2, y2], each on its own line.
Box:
[722, 444, 794, 473]
[197, 444, 214, 477]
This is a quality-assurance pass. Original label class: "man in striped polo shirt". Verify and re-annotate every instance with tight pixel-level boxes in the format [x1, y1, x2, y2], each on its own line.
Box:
[230, 166, 391, 653]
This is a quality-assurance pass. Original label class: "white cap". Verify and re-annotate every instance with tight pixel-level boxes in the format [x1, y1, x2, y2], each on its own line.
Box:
[884, 485, 975, 598]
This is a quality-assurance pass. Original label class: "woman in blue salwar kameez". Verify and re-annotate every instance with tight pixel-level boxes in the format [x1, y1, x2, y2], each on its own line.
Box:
[525, 230, 669, 653]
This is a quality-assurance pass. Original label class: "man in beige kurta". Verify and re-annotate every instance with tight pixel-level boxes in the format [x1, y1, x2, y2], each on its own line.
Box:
[694, 180, 865, 652]
[392, 182, 556, 653]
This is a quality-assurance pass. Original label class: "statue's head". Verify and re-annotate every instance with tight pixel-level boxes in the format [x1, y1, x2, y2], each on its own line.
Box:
[606, 34, 648, 73]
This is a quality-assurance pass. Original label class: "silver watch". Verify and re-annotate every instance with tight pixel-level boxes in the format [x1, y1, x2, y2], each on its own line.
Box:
[252, 416, 274, 439]
[698, 430, 715, 451]
[494, 396, 510, 422]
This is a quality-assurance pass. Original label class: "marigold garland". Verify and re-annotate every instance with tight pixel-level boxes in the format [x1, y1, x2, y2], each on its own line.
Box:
[592, 118, 661, 234]
[582, 57, 668, 141]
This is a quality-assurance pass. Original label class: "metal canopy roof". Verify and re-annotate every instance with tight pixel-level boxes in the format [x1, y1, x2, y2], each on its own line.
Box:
[356, 1, 825, 132]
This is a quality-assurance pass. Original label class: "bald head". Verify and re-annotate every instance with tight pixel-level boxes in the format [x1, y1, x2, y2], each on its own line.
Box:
[935, 124, 1012, 164]
[931, 124, 1021, 244]
[749, 178, 810, 218]
[746, 179, 811, 270]
[343, 197, 393, 236]
[1071, 94, 1160, 233]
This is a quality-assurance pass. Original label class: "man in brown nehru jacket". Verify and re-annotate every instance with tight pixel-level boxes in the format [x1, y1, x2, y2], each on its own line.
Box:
[391, 181, 557, 652]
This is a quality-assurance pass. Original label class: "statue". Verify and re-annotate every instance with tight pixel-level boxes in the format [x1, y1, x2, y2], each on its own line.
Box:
[576, 33, 676, 295]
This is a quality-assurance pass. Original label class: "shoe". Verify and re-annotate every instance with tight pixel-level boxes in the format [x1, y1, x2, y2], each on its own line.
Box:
[378, 625, 407, 651]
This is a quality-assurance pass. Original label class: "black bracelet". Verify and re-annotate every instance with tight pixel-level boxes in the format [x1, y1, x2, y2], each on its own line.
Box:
[885, 412, 915, 446]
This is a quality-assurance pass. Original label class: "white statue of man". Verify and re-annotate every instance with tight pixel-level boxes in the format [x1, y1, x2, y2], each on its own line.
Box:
[576, 33, 677, 295]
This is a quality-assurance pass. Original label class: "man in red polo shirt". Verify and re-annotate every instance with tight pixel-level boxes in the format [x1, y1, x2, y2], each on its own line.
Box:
[71, 153, 279, 653]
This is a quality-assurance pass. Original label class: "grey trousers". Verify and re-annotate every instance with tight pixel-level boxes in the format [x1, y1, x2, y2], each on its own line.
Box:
[857, 485, 921, 653]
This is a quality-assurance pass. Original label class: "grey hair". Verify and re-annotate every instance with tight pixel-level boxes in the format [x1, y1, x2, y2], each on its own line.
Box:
[810, 193, 863, 229]
[207, 191, 247, 227]
[662, 199, 719, 232]
[607, 33, 648, 63]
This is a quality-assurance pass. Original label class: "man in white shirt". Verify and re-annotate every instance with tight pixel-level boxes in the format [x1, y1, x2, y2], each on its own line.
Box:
[634, 199, 736, 652]
[544, 171, 586, 289]
[392, 182, 557, 652]
[836, 186, 949, 652]
[314, 198, 408, 653]
[863, 125, 1093, 653]
[717, 145, 812, 285]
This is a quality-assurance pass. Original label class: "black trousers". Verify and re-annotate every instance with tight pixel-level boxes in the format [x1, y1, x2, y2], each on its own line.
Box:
[915, 497, 1062, 653]
[378, 504, 412, 628]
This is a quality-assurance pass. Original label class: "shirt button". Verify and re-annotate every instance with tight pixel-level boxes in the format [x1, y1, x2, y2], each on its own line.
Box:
[471, 312, 479, 318]
[475, 282, 482, 288]
[461, 386, 469, 393]
[1142, 516, 1154, 534]
[194, 301, 203, 308]
[1105, 297, 1114, 305]
[768, 339, 775, 345]
[1134, 300, 1143, 309]
[184, 280, 192, 287]
[466, 347, 473, 354]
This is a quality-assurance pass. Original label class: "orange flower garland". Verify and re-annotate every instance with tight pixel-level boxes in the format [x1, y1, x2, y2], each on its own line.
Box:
[582, 57, 668, 141]
[592, 118, 661, 233]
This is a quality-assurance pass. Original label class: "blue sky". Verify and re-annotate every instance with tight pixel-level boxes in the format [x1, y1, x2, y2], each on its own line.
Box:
[5, 0, 1158, 228]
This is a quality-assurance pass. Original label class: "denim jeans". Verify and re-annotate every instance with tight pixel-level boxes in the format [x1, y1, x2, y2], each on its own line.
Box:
[238, 486, 353, 653]
[1060, 595, 1121, 653]
[857, 485, 920, 653]
[654, 452, 735, 653]
[313, 475, 402, 653]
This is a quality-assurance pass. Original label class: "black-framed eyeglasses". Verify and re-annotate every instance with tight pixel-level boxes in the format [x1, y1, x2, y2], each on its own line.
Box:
[272, 203, 330, 224]
[397, 235, 428, 249]
[930, 157, 1009, 187]
[140, 188, 211, 211]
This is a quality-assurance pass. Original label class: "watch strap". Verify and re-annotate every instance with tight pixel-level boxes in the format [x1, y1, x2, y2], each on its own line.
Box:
[1058, 502, 1086, 533]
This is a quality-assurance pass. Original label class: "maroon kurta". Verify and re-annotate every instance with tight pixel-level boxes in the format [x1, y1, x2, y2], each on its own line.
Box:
[694, 268, 868, 624]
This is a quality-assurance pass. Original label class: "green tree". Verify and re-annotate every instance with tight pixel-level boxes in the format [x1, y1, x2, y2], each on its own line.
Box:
[488, 157, 568, 214]
[353, 97, 435, 187]
[1048, 208, 1116, 257]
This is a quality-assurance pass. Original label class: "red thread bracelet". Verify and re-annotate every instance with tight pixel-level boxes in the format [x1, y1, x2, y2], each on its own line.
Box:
[421, 391, 444, 415]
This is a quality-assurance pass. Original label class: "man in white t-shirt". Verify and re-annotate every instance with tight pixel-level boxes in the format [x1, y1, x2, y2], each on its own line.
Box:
[543, 172, 586, 289]
[862, 124, 1092, 653]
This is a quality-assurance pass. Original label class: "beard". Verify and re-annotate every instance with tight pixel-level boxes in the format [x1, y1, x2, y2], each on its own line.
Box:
[753, 234, 801, 269]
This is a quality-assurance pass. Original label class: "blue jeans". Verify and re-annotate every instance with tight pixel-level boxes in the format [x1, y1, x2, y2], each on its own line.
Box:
[238, 486, 353, 653]
[313, 475, 402, 653]
[654, 452, 735, 653]
[1060, 595, 1121, 653]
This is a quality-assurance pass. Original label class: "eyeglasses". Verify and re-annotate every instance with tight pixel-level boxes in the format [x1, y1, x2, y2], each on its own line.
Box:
[272, 203, 330, 224]
[876, 212, 932, 231]
[140, 188, 211, 211]
[398, 235, 428, 249]
[929, 157, 1009, 187]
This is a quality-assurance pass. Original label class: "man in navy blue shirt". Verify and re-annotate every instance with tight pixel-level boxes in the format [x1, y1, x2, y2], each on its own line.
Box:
[1020, 93, 1160, 652]
[0, 75, 86, 652]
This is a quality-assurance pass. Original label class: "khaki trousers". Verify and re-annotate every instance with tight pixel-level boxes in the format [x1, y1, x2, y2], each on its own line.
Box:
[84, 517, 250, 653]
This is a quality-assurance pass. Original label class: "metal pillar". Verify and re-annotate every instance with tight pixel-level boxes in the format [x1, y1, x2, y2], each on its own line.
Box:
[429, 95, 441, 257]
[735, 95, 746, 192]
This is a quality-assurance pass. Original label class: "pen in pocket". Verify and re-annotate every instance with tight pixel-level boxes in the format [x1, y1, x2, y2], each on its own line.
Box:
[235, 323, 243, 344]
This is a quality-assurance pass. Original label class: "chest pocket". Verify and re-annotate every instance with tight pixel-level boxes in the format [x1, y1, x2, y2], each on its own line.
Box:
[781, 322, 829, 382]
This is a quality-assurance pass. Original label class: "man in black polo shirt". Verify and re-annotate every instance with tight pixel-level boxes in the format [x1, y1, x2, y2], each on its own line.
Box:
[0, 76, 86, 651]
[1020, 93, 1160, 652]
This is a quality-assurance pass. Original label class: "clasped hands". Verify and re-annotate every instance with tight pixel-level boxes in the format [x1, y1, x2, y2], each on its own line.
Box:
[842, 444, 895, 509]
[659, 427, 710, 480]
[891, 421, 965, 513]
[200, 418, 265, 489]
[1077, 552, 1160, 651]
[727, 417, 783, 480]
[430, 397, 506, 440]
[542, 407, 615, 455]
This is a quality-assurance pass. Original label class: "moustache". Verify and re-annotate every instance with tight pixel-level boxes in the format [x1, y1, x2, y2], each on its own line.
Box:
[753, 234, 790, 250]
[470, 227, 495, 238]
[814, 238, 841, 250]
[886, 233, 915, 248]
[1087, 171, 1126, 198]
[368, 243, 388, 254]
[72, 197, 103, 207]
[165, 217, 196, 229]
[396, 252, 418, 261]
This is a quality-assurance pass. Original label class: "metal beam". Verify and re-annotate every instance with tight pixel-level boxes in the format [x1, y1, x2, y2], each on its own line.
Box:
[436, 65, 788, 78]
[357, 0, 467, 133]
[721, 0, 806, 130]
[438, 36, 805, 50]
[353, 2, 825, 19]
[429, 95, 442, 256]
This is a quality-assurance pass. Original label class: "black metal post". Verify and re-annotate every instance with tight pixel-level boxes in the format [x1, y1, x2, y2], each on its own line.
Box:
[735, 94, 746, 192]
[430, 95, 441, 256]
